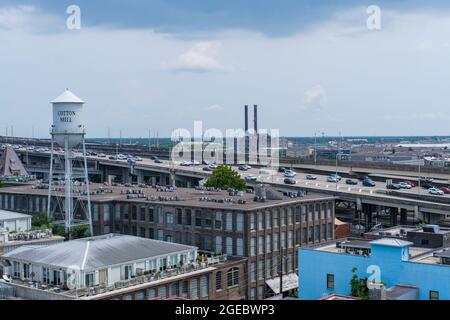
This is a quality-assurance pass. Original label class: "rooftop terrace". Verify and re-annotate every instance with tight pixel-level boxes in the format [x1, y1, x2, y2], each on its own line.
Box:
[0, 182, 335, 210]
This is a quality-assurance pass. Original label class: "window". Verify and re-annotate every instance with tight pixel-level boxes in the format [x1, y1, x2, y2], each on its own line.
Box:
[140, 206, 146, 221]
[430, 291, 439, 300]
[273, 209, 279, 228]
[315, 225, 320, 242]
[266, 235, 271, 253]
[148, 207, 154, 222]
[308, 226, 313, 242]
[93, 204, 99, 221]
[250, 237, 256, 256]
[327, 274, 335, 290]
[159, 286, 167, 299]
[140, 227, 146, 237]
[136, 291, 145, 300]
[327, 202, 332, 218]
[195, 210, 202, 227]
[215, 212, 222, 230]
[166, 212, 174, 227]
[147, 288, 156, 299]
[273, 233, 279, 251]
[266, 258, 272, 278]
[42, 267, 50, 283]
[226, 212, 233, 231]
[301, 206, 307, 223]
[308, 205, 313, 222]
[258, 236, 264, 255]
[215, 235, 223, 254]
[204, 235, 212, 251]
[216, 272, 222, 291]
[288, 208, 293, 225]
[327, 223, 333, 239]
[176, 208, 183, 224]
[13, 261, 20, 278]
[288, 230, 293, 248]
[171, 283, 179, 297]
[281, 232, 286, 249]
[205, 211, 212, 228]
[250, 213, 255, 231]
[315, 204, 320, 221]
[85, 273, 95, 287]
[302, 227, 307, 244]
[201, 275, 209, 297]
[250, 288, 256, 300]
[191, 278, 199, 299]
[132, 206, 137, 220]
[421, 239, 429, 246]
[104, 205, 110, 222]
[258, 260, 264, 280]
[265, 210, 271, 229]
[236, 238, 244, 256]
[321, 224, 326, 240]
[185, 209, 192, 225]
[257, 211, 263, 230]
[157, 229, 164, 241]
[236, 212, 244, 232]
[250, 262, 256, 282]
[295, 207, 300, 224]
[157, 207, 163, 224]
[181, 281, 189, 298]
[258, 285, 265, 300]
[227, 267, 239, 288]
[281, 209, 286, 226]
[226, 237, 233, 255]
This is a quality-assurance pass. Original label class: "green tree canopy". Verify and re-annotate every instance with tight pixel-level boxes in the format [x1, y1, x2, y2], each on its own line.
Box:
[204, 165, 246, 191]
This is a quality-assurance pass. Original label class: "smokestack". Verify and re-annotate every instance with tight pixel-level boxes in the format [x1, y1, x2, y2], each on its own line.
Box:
[253, 105, 258, 133]
[244, 105, 249, 132]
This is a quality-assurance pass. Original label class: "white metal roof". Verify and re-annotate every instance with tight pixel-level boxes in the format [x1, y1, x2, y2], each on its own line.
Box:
[370, 238, 413, 248]
[51, 89, 84, 104]
[265, 273, 299, 294]
[3, 234, 196, 271]
[0, 209, 31, 221]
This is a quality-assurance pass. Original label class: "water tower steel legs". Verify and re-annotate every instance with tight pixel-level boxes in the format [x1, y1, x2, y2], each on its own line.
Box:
[47, 140, 54, 220]
[82, 137, 93, 236]
[64, 137, 73, 236]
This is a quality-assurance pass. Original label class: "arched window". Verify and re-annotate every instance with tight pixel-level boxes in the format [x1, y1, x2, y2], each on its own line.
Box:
[216, 271, 222, 291]
[227, 267, 239, 288]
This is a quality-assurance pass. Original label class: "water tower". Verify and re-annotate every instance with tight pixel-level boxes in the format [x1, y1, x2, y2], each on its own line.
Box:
[47, 89, 93, 236]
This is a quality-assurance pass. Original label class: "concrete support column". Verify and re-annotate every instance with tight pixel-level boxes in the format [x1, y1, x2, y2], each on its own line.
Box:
[136, 169, 144, 184]
[362, 203, 372, 231]
[390, 208, 398, 226]
[400, 208, 408, 225]
[122, 168, 131, 184]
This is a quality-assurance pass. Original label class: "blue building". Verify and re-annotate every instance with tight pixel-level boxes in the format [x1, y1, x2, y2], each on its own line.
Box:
[298, 238, 450, 300]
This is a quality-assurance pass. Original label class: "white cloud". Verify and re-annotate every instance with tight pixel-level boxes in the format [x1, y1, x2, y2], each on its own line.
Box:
[300, 85, 327, 111]
[0, 5, 61, 32]
[168, 41, 230, 72]
[204, 104, 224, 112]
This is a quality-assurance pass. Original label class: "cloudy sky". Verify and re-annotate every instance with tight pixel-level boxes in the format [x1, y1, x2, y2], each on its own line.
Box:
[1, 0, 450, 138]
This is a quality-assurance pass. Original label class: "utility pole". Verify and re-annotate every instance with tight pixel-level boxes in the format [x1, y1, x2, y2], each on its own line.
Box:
[314, 132, 317, 166]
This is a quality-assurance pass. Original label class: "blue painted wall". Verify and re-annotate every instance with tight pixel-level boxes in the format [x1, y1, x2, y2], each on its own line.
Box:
[298, 243, 450, 300]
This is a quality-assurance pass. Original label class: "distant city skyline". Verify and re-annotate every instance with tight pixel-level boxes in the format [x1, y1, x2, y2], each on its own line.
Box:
[1, 0, 450, 138]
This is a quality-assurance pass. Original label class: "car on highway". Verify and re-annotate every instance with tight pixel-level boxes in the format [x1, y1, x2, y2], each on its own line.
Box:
[180, 161, 192, 166]
[429, 187, 444, 196]
[284, 178, 296, 185]
[135, 156, 143, 161]
[244, 175, 257, 182]
[386, 183, 401, 190]
[154, 158, 163, 164]
[109, 155, 118, 160]
[327, 176, 339, 183]
[345, 179, 358, 185]
[284, 170, 296, 178]
[306, 175, 317, 180]
[421, 181, 435, 189]
[239, 164, 251, 171]
[278, 167, 287, 173]
[440, 187, 450, 194]
[330, 173, 342, 181]
[127, 158, 136, 165]
[362, 178, 376, 187]
[404, 181, 417, 187]
[203, 166, 213, 171]
[98, 153, 106, 158]
[398, 182, 412, 189]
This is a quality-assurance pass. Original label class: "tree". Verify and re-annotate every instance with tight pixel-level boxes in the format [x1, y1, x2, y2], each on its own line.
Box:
[31, 212, 52, 230]
[350, 267, 369, 299]
[204, 165, 246, 191]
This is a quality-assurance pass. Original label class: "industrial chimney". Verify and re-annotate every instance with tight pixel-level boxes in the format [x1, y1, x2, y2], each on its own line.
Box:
[244, 105, 249, 132]
[253, 105, 258, 133]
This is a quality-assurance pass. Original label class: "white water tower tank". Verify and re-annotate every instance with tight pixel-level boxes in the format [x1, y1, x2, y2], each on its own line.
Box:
[51, 89, 85, 148]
